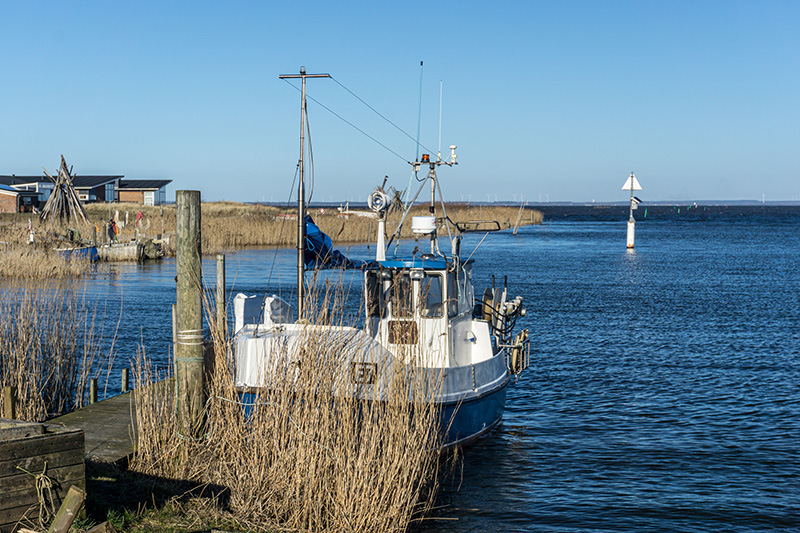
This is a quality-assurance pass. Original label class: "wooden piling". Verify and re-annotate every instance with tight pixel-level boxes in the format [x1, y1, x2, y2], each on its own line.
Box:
[216, 254, 226, 342]
[48, 485, 86, 533]
[121, 368, 129, 393]
[90, 379, 98, 404]
[175, 190, 204, 439]
[2, 386, 16, 419]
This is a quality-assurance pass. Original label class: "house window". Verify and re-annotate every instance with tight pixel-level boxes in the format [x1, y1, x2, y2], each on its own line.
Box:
[144, 191, 155, 206]
[105, 183, 115, 203]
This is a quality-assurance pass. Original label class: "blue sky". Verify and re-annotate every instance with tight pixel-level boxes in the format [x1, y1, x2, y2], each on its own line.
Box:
[1, 1, 798, 203]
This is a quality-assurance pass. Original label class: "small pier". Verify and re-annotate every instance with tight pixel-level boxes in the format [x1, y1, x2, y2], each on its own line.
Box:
[48, 380, 173, 465]
[49, 394, 136, 465]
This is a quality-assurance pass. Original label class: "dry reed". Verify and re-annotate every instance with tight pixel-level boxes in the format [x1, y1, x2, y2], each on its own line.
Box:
[0, 285, 117, 421]
[130, 282, 444, 531]
[0, 246, 92, 279]
[2, 202, 542, 259]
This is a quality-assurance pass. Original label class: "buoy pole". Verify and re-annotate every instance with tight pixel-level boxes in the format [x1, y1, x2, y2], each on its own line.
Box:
[621, 171, 641, 249]
[627, 216, 635, 249]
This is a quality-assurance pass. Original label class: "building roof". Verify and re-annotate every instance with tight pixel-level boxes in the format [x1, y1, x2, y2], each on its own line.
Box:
[0, 184, 19, 194]
[0, 175, 48, 186]
[118, 179, 172, 190]
[71, 175, 124, 189]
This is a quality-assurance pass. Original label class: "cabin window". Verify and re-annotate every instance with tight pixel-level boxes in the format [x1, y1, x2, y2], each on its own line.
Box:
[366, 272, 385, 317]
[419, 274, 443, 318]
[390, 273, 413, 318]
[447, 273, 460, 317]
[458, 264, 475, 315]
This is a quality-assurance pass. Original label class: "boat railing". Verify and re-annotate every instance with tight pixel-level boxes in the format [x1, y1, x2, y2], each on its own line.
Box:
[452, 220, 502, 233]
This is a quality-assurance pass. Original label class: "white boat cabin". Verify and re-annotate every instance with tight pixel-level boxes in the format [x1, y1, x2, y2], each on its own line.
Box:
[364, 256, 495, 370]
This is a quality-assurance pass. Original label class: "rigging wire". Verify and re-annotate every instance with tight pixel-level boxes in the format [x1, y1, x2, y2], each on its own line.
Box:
[306, 107, 315, 203]
[263, 160, 300, 312]
[330, 76, 424, 149]
[282, 78, 438, 161]
[282, 79, 410, 163]
[386, 176, 430, 252]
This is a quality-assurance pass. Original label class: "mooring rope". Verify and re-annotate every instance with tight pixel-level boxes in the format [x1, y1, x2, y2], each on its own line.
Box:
[16, 461, 56, 528]
[176, 329, 204, 347]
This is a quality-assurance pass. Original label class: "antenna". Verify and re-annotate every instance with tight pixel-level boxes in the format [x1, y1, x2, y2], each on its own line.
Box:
[415, 61, 424, 161]
[437, 80, 443, 161]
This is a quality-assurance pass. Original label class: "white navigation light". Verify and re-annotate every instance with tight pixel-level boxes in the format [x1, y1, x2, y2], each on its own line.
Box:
[621, 172, 642, 191]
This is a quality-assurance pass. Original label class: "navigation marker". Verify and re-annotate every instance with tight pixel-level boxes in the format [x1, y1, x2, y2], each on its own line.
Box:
[621, 172, 643, 249]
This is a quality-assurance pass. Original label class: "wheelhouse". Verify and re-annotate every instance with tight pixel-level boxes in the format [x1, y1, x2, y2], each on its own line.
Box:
[364, 257, 481, 368]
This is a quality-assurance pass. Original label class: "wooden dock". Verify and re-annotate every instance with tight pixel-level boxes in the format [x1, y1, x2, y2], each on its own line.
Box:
[48, 379, 174, 465]
[48, 393, 136, 465]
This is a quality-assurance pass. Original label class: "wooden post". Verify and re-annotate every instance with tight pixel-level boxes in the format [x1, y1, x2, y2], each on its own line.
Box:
[2, 385, 16, 419]
[48, 485, 86, 533]
[172, 303, 177, 377]
[216, 254, 226, 342]
[90, 379, 98, 404]
[175, 190, 204, 439]
[121, 368, 129, 393]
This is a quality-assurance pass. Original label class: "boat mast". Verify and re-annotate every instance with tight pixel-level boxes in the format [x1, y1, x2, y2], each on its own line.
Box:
[278, 67, 330, 320]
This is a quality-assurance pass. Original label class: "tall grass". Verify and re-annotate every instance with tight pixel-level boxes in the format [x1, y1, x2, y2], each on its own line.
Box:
[130, 282, 444, 531]
[0, 246, 92, 279]
[2, 202, 543, 259]
[0, 285, 117, 421]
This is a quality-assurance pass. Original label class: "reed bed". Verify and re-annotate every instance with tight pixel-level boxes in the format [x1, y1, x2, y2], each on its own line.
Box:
[2, 202, 542, 258]
[0, 285, 117, 421]
[0, 246, 93, 279]
[0, 214, 92, 279]
[130, 283, 444, 531]
[84, 202, 541, 255]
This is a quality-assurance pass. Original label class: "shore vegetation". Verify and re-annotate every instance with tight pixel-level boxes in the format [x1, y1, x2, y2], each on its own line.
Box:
[1, 202, 542, 261]
[122, 283, 446, 531]
[0, 284, 117, 421]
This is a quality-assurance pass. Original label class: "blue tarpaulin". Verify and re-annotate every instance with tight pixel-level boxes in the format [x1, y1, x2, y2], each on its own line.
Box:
[304, 215, 366, 270]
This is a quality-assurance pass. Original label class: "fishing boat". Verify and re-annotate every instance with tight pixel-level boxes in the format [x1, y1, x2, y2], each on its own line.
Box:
[231, 68, 530, 448]
[56, 244, 99, 262]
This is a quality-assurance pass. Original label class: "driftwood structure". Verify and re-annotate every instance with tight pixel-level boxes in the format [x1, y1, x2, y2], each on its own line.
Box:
[39, 156, 88, 225]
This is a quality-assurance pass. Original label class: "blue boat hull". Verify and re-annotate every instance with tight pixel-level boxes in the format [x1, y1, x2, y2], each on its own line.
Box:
[439, 377, 508, 449]
[57, 246, 99, 262]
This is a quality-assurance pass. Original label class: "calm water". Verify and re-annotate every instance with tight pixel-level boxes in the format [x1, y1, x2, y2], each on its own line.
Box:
[86, 205, 800, 532]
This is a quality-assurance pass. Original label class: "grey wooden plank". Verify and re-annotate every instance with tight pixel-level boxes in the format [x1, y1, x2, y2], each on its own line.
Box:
[0, 447, 84, 478]
[48, 380, 173, 464]
[0, 431, 83, 464]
